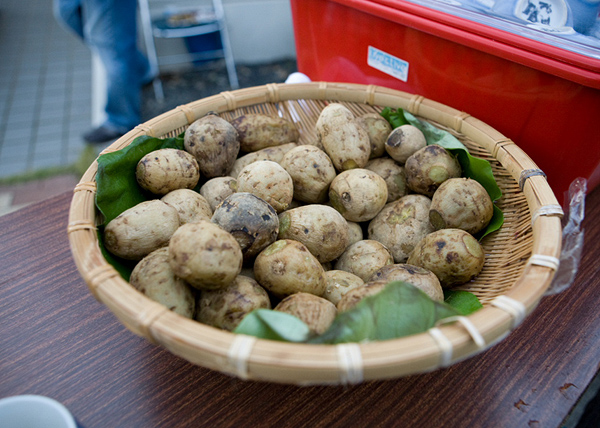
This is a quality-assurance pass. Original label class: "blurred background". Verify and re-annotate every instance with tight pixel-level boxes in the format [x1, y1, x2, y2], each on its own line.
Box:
[0, 0, 298, 215]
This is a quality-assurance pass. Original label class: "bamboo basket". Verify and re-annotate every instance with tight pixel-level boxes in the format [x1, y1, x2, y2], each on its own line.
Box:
[67, 82, 563, 385]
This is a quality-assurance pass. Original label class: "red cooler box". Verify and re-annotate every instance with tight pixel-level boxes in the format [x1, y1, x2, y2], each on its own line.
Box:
[290, 0, 600, 203]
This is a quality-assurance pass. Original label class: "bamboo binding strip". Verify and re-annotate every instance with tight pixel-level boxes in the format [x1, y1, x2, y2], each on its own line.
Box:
[67, 82, 562, 385]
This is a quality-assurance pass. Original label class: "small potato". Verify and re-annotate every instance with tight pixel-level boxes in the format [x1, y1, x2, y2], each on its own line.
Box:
[168, 220, 243, 290]
[405, 144, 462, 197]
[254, 239, 326, 299]
[385, 124, 427, 164]
[346, 221, 364, 247]
[316, 103, 371, 171]
[368, 194, 435, 263]
[280, 145, 336, 204]
[104, 200, 180, 260]
[228, 143, 297, 179]
[136, 148, 200, 195]
[184, 113, 240, 178]
[274, 292, 337, 335]
[323, 270, 365, 305]
[367, 264, 443, 301]
[430, 177, 494, 235]
[199, 176, 238, 211]
[237, 160, 294, 213]
[195, 275, 271, 331]
[356, 113, 393, 159]
[407, 228, 485, 287]
[230, 113, 299, 153]
[211, 192, 279, 260]
[336, 280, 388, 312]
[329, 168, 388, 222]
[365, 157, 408, 203]
[161, 189, 212, 224]
[278, 204, 349, 263]
[130, 248, 195, 318]
[334, 240, 394, 282]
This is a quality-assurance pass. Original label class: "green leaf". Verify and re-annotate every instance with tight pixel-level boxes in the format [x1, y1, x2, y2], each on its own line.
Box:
[309, 281, 461, 344]
[97, 229, 136, 282]
[443, 290, 483, 315]
[233, 309, 311, 342]
[380, 107, 409, 128]
[477, 205, 504, 240]
[95, 134, 185, 225]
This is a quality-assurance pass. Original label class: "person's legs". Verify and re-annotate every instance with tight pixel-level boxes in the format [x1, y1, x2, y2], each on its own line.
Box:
[81, 0, 151, 142]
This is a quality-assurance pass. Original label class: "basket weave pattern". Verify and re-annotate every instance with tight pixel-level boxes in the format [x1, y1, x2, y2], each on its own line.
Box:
[68, 82, 562, 385]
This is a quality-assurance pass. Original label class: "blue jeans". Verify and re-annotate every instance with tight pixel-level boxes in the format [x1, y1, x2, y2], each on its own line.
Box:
[54, 0, 151, 132]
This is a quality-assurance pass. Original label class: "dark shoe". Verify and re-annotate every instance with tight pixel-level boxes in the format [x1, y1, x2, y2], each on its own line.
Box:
[83, 125, 126, 144]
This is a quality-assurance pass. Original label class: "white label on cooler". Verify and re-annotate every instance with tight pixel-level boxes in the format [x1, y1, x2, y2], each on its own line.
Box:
[367, 46, 409, 82]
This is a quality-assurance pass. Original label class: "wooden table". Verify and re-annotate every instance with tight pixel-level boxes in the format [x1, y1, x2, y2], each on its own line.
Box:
[1, 187, 599, 428]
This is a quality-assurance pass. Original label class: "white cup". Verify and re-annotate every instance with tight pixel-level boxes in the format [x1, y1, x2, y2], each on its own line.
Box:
[0, 395, 78, 428]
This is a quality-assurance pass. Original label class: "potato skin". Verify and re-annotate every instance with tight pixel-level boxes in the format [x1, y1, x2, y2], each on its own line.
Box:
[199, 176, 238, 212]
[254, 239, 326, 299]
[316, 103, 371, 171]
[136, 148, 200, 195]
[211, 192, 279, 260]
[230, 114, 299, 152]
[368, 194, 435, 263]
[356, 113, 393, 159]
[184, 113, 240, 178]
[228, 142, 297, 179]
[329, 168, 388, 222]
[385, 124, 427, 164]
[367, 264, 443, 301]
[280, 145, 336, 204]
[407, 228, 485, 287]
[104, 200, 180, 260]
[429, 177, 494, 235]
[278, 204, 349, 263]
[405, 144, 461, 197]
[130, 247, 195, 318]
[336, 280, 388, 312]
[274, 292, 337, 335]
[161, 189, 212, 224]
[334, 239, 394, 282]
[365, 157, 408, 203]
[236, 160, 294, 213]
[195, 275, 271, 331]
[168, 220, 243, 290]
[323, 270, 365, 305]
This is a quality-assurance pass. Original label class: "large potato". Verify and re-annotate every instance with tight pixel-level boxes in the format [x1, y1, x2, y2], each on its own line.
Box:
[228, 142, 297, 179]
[136, 148, 200, 195]
[130, 247, 195, 318]
[254, 239, 326, 298]
[367, 264, 443, 301]
[407, 228, 485, 287]
[274, 293, 337, 335]
[334, 239, 394, 282]
[230, 113, 299, 152]
[195, 275, 271, 331]
[104, 200, 180, 260]
[236, 160, 294, 213]
[199, 176, 238, 212]
[329, 168, 388, 222]
[161, 188, 212, 224]
[365, 157, 408, 203]
[323, 270, 365, 306]
[356, 112, 392, 159]
[211, 192, 279, 260]
[368, 194, 435, 263]
[280, 145, 336, 204]
[168, 220, 243, 290]
[385, 124, 427, 164]
[278, 204, 349, 263]
[184, 113, 240, 178]
[405, 144, 461, 197]
[316, 103, 371, 171]
[336, 280, 388, 312]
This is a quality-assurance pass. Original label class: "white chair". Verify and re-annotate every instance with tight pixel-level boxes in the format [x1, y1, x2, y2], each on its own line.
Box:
[138, 0, 239, 101]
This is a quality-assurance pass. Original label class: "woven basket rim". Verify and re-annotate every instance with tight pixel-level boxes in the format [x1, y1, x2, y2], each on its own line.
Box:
[67, 82, 563, 385]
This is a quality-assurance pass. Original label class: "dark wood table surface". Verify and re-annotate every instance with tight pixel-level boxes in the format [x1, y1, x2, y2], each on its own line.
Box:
[1, 187, 599, 428]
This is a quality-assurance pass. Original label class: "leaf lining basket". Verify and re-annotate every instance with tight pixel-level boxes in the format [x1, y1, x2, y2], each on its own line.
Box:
[67, 82, 562, 385]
